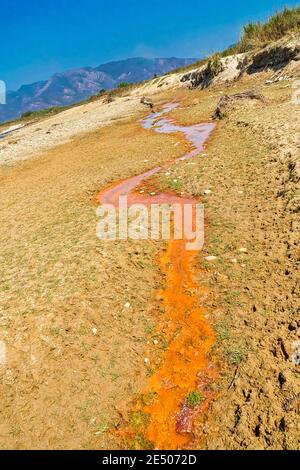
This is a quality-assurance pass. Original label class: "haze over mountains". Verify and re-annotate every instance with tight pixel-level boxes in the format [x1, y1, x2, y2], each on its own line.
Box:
[0, 57, 196, 123]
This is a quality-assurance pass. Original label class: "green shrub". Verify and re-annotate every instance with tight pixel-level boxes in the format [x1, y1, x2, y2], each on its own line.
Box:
[21, 106, 64, 120]
[206, 54, 223, 76]
[118, 82, 129, 89]
[238, 6, 300, 52]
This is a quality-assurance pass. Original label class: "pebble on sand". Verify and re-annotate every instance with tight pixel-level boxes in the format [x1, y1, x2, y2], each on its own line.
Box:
[205, 256, 217, 262]
[0, 341, 7, 366]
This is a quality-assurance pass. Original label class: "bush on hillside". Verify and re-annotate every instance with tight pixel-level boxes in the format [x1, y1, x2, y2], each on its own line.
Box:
[239, 6, 300, 52]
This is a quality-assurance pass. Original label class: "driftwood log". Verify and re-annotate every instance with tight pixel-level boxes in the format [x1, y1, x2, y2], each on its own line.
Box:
[140, 97, 154, 110]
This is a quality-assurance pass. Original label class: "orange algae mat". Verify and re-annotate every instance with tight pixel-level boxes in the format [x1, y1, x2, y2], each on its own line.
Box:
[98, 104, 217, 449]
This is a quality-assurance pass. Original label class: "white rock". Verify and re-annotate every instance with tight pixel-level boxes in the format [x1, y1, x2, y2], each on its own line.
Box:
[239, 248, 248, 254]
[92, 328, 98, 336]
[204, 190, 212, 195]
[150, 192, 156, 196]
[205, 256, 217, 262]
[124, 302, 131, 309]
[153, 340, 159, 346]
[231, 258, 238, 264]
[144, 358, 150, 365]
[0, 341, 7, 366]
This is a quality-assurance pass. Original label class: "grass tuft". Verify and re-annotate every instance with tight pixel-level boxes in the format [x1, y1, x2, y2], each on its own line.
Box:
[187, 390, 205, 408]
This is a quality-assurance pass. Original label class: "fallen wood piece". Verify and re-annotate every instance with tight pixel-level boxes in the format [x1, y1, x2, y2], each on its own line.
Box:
[213, 90, 265, 119]
[140, 97, 154, 110]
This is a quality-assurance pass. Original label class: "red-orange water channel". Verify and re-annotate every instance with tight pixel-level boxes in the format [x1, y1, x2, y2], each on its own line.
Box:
[98, 104, 217, 449]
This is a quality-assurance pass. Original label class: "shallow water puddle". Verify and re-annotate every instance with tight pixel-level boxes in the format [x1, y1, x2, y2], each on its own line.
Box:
[98, 104, 217, 449]
[0, 124, 25, 139]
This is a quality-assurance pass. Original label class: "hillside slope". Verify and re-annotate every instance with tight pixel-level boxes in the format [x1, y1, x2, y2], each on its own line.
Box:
[0, 58, 196, 123]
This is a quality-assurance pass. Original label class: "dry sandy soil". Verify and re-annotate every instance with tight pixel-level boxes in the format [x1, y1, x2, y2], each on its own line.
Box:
[0, 59, 299, 449]
[152, 78, 300, 450]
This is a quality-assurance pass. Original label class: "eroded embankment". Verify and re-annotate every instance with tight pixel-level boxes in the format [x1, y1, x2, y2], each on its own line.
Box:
[98, 104, 217, 450]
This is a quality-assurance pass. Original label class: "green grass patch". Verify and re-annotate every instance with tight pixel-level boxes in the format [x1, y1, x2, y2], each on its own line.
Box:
[216, 323, 230, 342]
[129, 412, 150, 431]
[225, 346, 246, 366]
[187, 390, 205, 408]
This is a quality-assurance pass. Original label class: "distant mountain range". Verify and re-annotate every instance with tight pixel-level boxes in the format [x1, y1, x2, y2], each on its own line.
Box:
[0, 57, 196, 123]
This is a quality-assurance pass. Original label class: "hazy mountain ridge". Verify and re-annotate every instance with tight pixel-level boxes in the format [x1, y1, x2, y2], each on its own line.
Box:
[0, 57, 196, 123]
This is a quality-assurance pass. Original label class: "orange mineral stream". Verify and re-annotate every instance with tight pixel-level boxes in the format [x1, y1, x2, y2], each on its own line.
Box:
[98, 104, 217, 449]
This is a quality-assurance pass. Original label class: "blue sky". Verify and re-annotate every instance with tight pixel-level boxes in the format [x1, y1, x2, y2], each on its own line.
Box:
[1, 0, 299, 90]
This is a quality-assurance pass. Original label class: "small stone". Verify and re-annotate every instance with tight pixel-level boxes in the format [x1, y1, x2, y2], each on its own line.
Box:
[140, 190, 145, 194]
[92, 328, 98, 336]
[278, 372, 287, 388]
[237, 191, 244, 194]
[288, 321, 297, 332]
[144, 159, 149, 163]
[239, 248, 248, 254]
[144, 358, 150, 365]
[0, 341, 7, 366]
[124, 302, 131, 309]
[205, 256, 217, 262]
[231, 258, 238, 264]
[150, 192, 156, 196]
[204, 190, 212, 195]
[153, 340, 159, 346]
